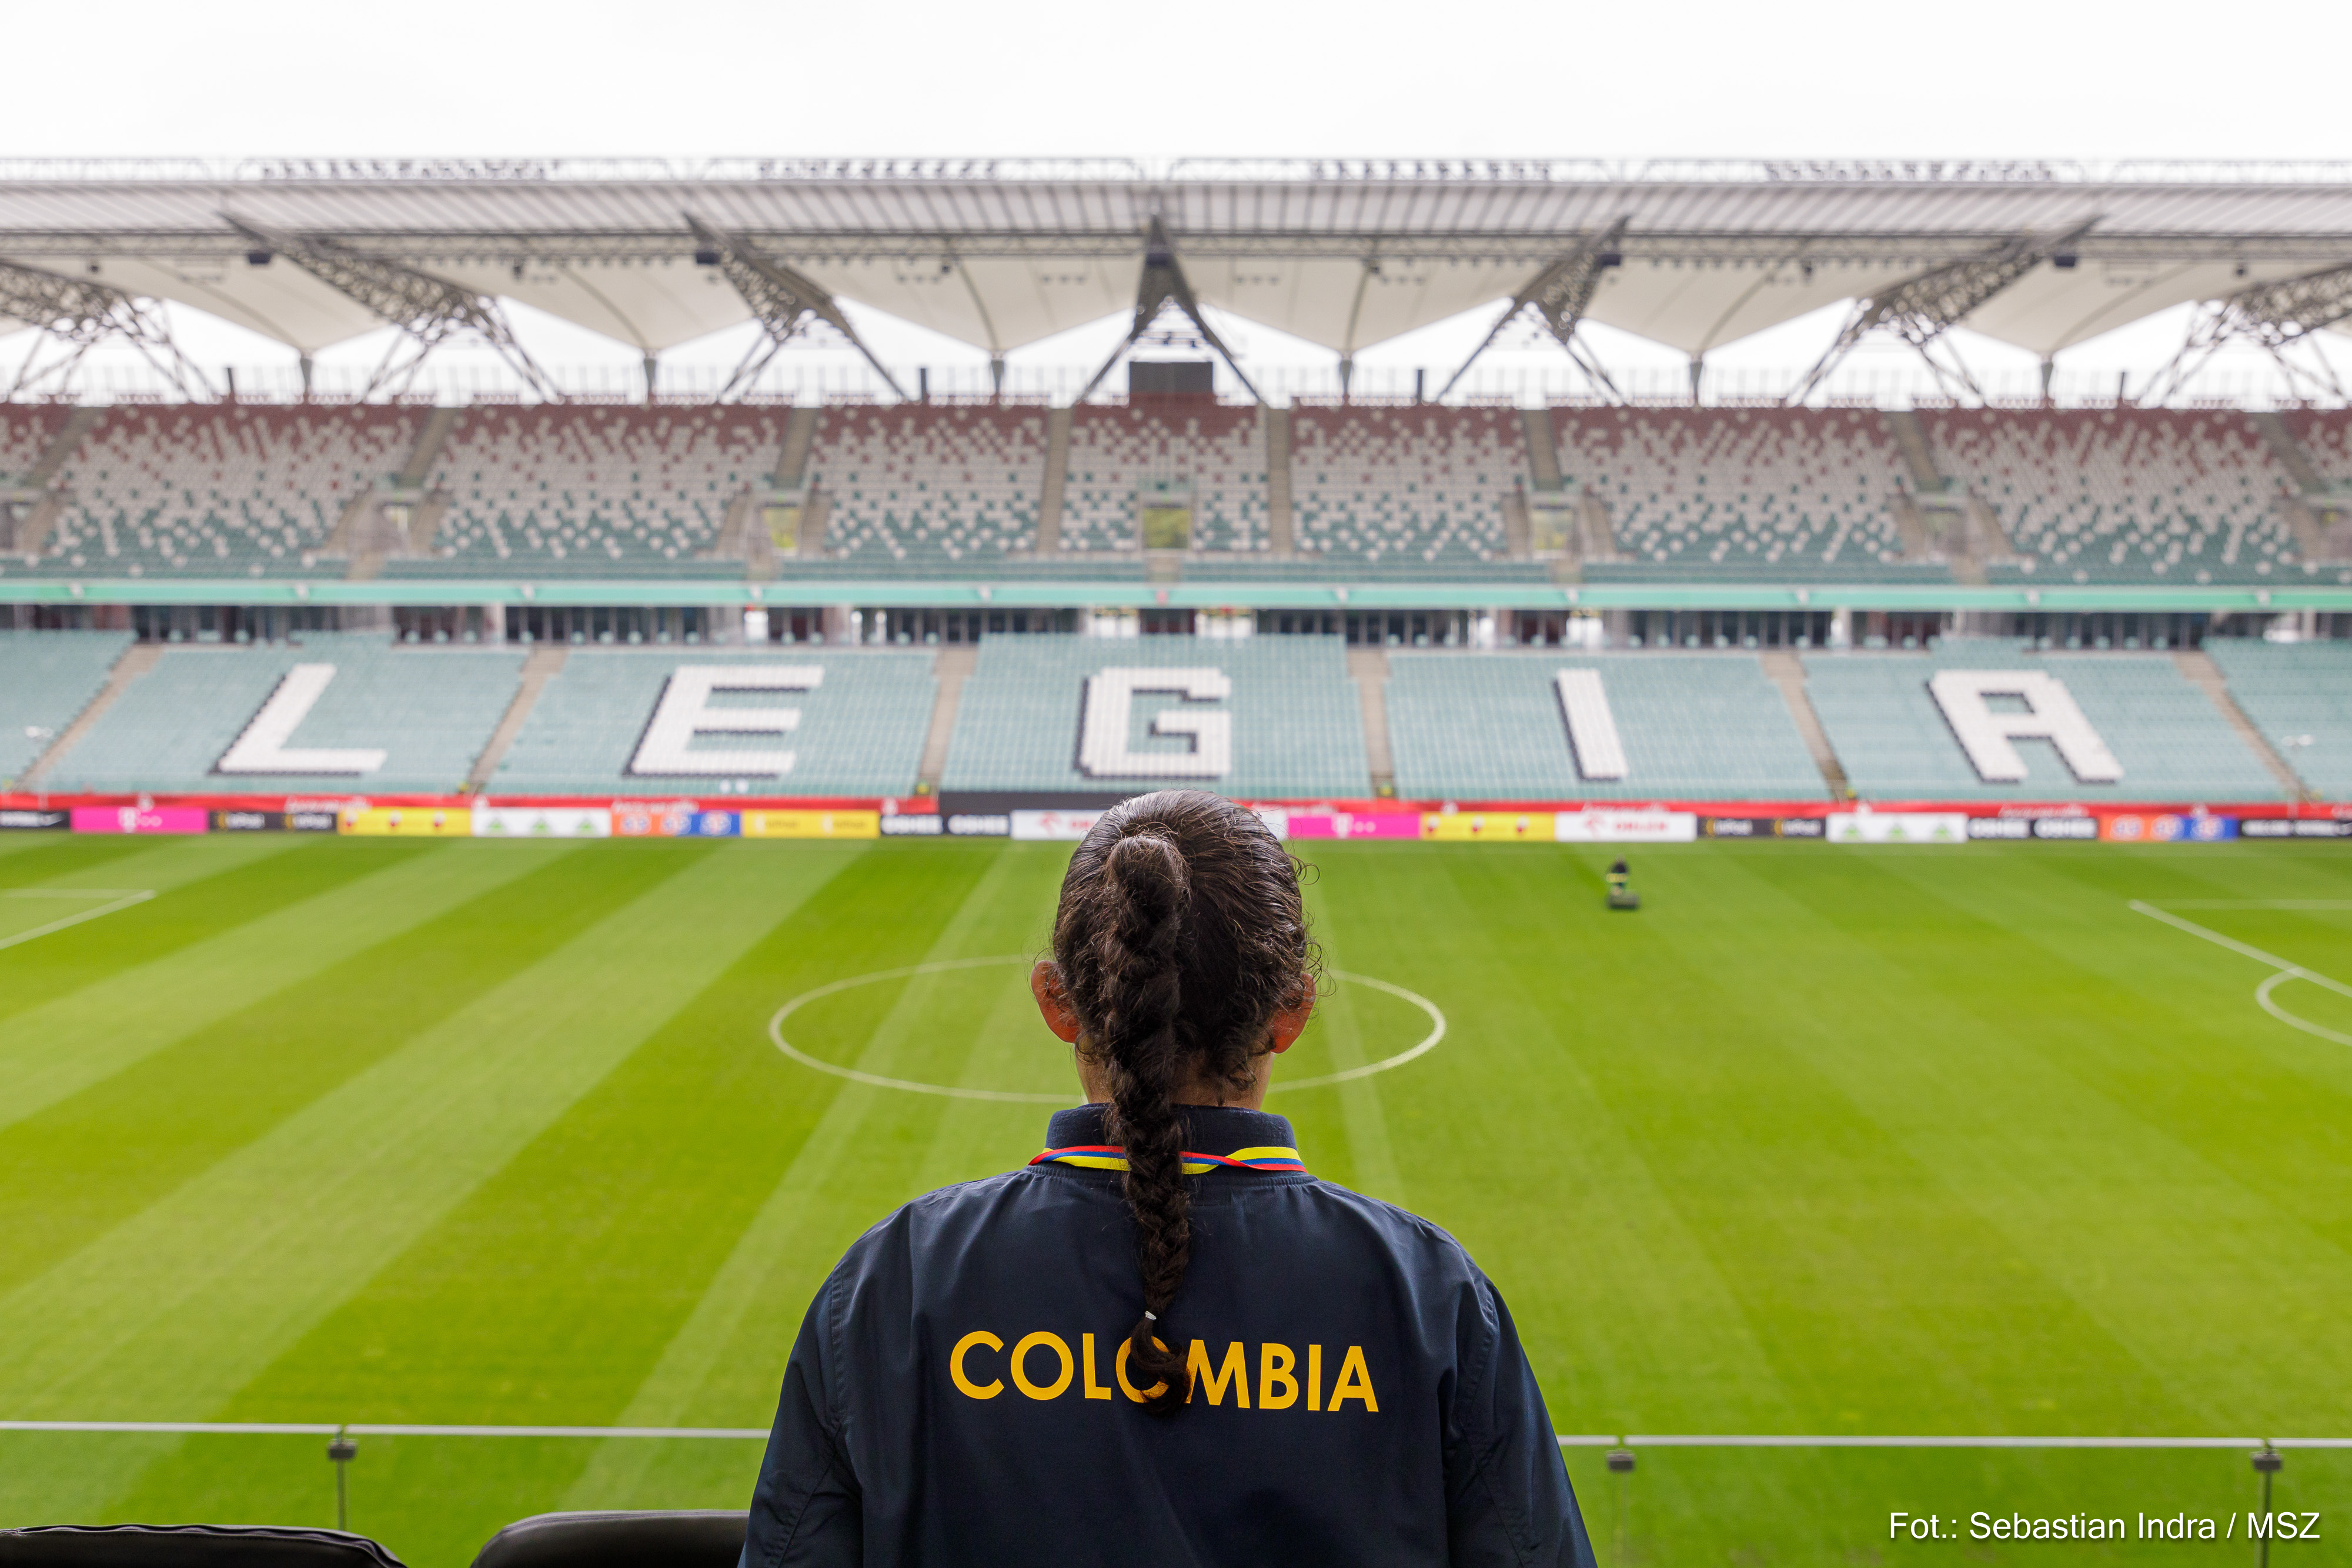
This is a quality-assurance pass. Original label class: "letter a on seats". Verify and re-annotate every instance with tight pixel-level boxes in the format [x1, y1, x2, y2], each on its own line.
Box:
[1077, 667, 1233, 779]
[629, 666, 823, 777]
[1553, 670, 1628, 781]
[1927, 670, 2123, 784]
[216, 664, 388, 775]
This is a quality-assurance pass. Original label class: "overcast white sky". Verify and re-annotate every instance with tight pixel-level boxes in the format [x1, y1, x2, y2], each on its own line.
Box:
[12, 0, 2352, 399]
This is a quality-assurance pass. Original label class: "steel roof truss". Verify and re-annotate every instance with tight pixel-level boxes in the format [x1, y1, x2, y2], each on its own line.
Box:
[1439, 216, 1631, 401]
[1786, 218, 2102, 404]
[2141, 259, 2352, 403]
[225, 216, 563, 401]
[686, 216, 907, 402]
[0, 257, 212, 399]
[1078, 216, 1260, 403]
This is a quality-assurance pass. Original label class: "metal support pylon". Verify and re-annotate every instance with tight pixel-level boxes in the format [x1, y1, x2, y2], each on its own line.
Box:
[2139, 261, 2352, 406]
[228, 216, 564, 402]
[1078, 216, 1260, 404]
[1439, 216, 1629, 403]
[1786, 218, 2100, 406]
[0, 259, 214, 400]
[686, 217, 907, 403]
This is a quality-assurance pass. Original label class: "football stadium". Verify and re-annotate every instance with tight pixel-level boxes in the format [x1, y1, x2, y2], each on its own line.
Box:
[4, 156, 2352, 1565]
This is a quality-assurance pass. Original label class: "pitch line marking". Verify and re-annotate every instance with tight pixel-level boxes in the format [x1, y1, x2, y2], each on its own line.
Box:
[0, 888, 156, 952]
[766, 956, 1446, 1104]
[2129, 900, 2352, 1048]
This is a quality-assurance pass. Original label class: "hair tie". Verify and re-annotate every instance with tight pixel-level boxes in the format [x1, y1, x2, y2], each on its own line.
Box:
[1143, 1310, 1158, 1322]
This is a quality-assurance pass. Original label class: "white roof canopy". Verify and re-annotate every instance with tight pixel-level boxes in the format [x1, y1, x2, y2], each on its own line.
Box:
[4, 158, 2352, 366]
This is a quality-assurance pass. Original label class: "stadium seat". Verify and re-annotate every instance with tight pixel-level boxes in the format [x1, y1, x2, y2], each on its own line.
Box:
[491, 650, 935, 796]
[466, 1513, 744, 1568]
[1925, 409, 2295, 584]
[426, 407, 786, 569]
[1554, 407, 1910, 571]
[1288, 405, 1524, 562]
[1385, 651, 1828, 801]
[1801, 639, 2280, 800]
[2203, 637, 2352, 798]
[806, 406, 1046, 561]
[48, 634, 526, 794]
[0, 1526, 403, 1568]
[940, 636, 1369, 798]
[1060, 403, 1268, 553]
[0, 629, 132, 783]
[42, 407, 417, 577]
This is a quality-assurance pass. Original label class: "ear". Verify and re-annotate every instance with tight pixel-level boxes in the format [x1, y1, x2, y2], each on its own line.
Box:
[1268, 974, 1317, 1055]
[1032, 961, 1083, 1044]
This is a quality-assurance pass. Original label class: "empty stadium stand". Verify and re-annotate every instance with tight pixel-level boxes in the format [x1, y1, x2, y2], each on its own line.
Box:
[490, 650, 934, 796]
[2280, 409, 2352, 484]
[1058, 403, 1269, 553]
[2202, 638, 2352, 798]
[43, 406, 417, 575]
[48, 636, 524, 794]
[425, 407, 785, 566]
[941, 637, 1369, 798]
[807, 405, 1046, 561]
[1385, 650, 1828, 801]
[0, 406, 68, 489]
[1924, 409, 2296, 583]
[1555, 407, 1912, 572]
[1288, 405, 1524, 561]
[1802, 640, 2281, 800]
[0, 629, 131, 783]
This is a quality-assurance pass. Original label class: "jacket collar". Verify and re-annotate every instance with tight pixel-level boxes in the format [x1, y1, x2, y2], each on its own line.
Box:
[1036, 1104, 1304, 1175]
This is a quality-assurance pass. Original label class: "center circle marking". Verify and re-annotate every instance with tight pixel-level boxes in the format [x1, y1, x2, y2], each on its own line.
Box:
[766, 955, 1446, 1104]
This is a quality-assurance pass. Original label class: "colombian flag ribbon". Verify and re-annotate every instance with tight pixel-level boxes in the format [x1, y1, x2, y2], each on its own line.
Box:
[1030, 1144, 1308, 1176]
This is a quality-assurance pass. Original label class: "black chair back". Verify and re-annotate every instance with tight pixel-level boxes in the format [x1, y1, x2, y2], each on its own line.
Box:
[467, 1513, 746, 1568]
[0, 1526, 404, 1568]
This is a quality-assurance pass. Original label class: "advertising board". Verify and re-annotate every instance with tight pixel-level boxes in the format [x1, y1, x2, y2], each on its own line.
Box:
[339, 807, 472, 837]
[1281, 811, 1422, 841]
[879, 814, 944, 837]
[473, 807, 613, 838]
[741, 810, 881, 840]
[1422, 811, 1556, 842]
[0, 810, 68, 831]
[1555, 810, 1699, 844]
[1825, 812, 1967, 845]
[1011, 808, 1109, 842]
[71, 807, 210, 835]
[213, 810, 339, 832]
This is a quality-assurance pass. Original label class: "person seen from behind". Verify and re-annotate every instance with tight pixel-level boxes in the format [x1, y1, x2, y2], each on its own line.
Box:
[741, 788, 1595, 1565]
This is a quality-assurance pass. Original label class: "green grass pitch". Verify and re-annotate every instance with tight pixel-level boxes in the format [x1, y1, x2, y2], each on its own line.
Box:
[2, 831, 2348, 1564]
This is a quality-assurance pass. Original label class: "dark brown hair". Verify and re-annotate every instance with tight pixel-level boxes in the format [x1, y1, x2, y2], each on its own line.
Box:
[1047, 789, 1314, 1413]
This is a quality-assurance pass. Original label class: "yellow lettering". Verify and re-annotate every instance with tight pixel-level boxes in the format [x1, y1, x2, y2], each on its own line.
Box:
[1186, 1339, 1251, 1407]
[1329, 1344, 1378, 1412]
[1115, 1332, 1171, 1402]
[1259, 1342, 1299, 1409]
[951, 1330, 1004, 1399]
[1011, 1331, 1074, 1400]
[1308, 1343, 1323, 1411]
[1081, 1333, 1113, 1400]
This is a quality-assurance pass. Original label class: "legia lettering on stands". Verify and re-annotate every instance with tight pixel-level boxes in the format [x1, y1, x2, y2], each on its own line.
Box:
[947, 1331, 1378, 1411]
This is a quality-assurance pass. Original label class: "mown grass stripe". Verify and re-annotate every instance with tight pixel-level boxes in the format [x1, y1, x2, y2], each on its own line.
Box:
[0, 836, 363, 1028]
[0, 842, 563, 1136]
[0, 841, 686, 1296]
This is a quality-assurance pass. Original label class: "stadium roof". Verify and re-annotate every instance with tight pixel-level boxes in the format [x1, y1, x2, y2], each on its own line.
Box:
[6, 157, 2352, 372]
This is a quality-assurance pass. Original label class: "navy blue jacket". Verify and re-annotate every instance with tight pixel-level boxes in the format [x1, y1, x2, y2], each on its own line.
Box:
[741, 1105, 1595, 1567]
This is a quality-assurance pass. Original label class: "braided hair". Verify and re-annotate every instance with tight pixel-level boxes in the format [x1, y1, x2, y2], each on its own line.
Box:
[1047, 790, 1314, 1415]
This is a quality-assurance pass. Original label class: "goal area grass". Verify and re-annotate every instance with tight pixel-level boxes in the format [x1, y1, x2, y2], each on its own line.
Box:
[1, 831, 2347, 1564]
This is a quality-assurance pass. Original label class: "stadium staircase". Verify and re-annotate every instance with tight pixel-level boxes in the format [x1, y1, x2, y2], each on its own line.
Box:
[1759, 648, 1850, 797]
[2170, 647, 2304, 797]
[2250, 411, 2346, 562]
[1032, 407, 1071, 554]
[5, 407, 103, 560]
[1348, 646, 1395, 791]
[15, 641, 159, 788]
[1264, 407, 1294, 556]
[467, 646, 570, 792]
[916, 646, 977, 790]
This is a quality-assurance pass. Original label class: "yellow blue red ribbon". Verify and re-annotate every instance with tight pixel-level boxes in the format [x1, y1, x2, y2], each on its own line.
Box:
[1030, 1144, 1307, 1176]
